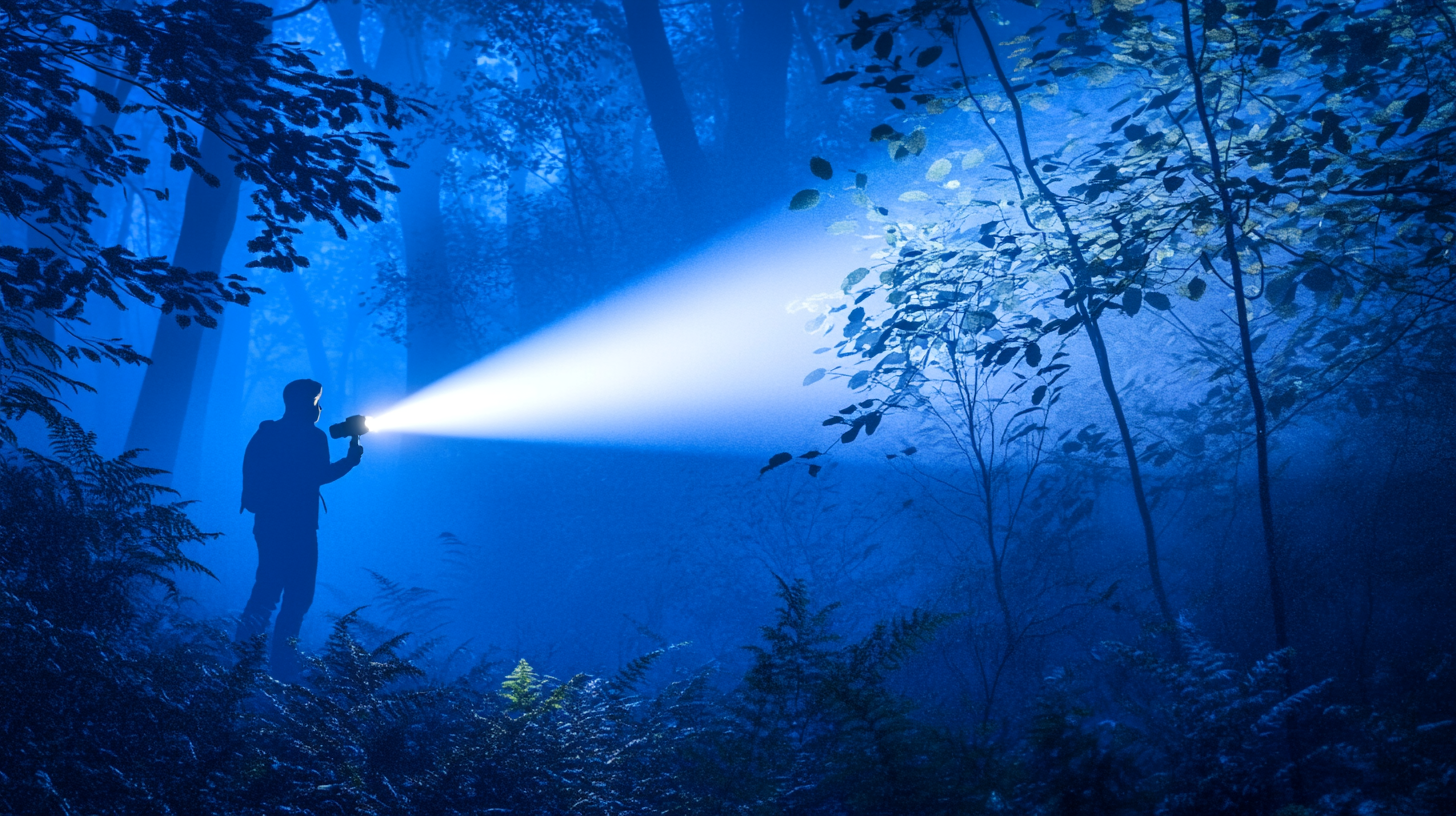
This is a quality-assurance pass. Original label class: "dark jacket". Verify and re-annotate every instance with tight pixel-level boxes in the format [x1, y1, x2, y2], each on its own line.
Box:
[240, 419, 356, 531]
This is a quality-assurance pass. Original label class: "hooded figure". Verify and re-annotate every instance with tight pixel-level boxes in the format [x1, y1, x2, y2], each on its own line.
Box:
[237, 378, 362, 679]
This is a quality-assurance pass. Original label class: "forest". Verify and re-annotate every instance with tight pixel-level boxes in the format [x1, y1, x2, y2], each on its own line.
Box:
[1, 0, 1453, 813]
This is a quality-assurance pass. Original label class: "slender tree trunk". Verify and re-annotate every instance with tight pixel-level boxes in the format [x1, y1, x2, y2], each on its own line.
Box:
[1176, 0, 1287, 652]
[1176, 3, 1303, 798]
[965, 4, 1176, 631]
[621, 0, 712, 221]
[123, 129, 241, 477]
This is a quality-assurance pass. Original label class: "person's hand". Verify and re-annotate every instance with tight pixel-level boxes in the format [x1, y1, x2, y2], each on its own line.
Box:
[347, 437, 364, 466]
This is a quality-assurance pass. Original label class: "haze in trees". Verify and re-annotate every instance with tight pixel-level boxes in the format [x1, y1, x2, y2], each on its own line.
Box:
[1, 1, 1452, 814]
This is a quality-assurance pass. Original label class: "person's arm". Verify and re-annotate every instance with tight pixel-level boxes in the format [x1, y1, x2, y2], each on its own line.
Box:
[320, 433, 363, 485]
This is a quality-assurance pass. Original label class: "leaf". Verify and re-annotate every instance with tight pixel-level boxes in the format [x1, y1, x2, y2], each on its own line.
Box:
[808, 464, 822, 476]
[905, 128, 927, 155]
[810, 157, 833, 179]
[874, 32, 894, 60]
[761, 452, 793, 474]
[899, 190, 929, 201]
[916, 46, 943, 67]
[864, 412, 882, 435]
[842, 267, 870, 292]
[803, 368, 826, 386]
[1024, 342, 1042, 367]
[1301, 267, 1334, 292]
[1187, 276, 1207, 300]
[870, 124, 903, 142]
[1123, 287, 1143, 316]
[962, 310, 997, 333]
[1163, 176, 1185, 192]
[848, 370, 871, 389]
[823, 70, 858, 84]
[827, 220, 857, 234]
[1144, 291, 1171, 310]
[789, 189, 821, 210]
[1032, 384, 1047, 405]
[926, 158, 952, 181]
[1403, 92, 1430, 135]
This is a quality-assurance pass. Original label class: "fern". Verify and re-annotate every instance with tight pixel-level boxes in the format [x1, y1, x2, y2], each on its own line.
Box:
[1109, 619, 1330, 815]
[0, 415, 214, 630]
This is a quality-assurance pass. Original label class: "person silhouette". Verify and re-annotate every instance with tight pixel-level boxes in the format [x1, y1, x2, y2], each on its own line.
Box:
[236, 378, 362, 679]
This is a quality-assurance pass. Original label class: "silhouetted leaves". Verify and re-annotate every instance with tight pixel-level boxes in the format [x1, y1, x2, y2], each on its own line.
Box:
[916, 45, 943, 67]
[761, 451, 793, 474]
[789, 189, 821, 210]
[873, 32, 894, 60]
[869, 123, 903, 142]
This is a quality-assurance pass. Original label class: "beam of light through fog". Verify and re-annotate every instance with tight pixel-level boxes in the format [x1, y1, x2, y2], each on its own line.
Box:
[366, 209, 878, 453]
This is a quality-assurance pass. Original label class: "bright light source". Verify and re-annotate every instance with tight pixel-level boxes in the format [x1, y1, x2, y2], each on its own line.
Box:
[365, 210, 870, 452]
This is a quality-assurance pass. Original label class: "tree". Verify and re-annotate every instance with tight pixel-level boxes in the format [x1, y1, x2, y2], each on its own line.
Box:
[790, 0, 1456, 655]
[622, 0, 714, 222]
[783, 3, 1183, 632]
[1, 0, 410, 464]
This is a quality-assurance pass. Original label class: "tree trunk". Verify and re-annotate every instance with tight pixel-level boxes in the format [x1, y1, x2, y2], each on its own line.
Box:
[965, 4, 1177, 633]
[1176, 0, 1289, 653]
[621, 0, 712, 221]
[374, 27, 472, 392]
[123, 129, 241, 477]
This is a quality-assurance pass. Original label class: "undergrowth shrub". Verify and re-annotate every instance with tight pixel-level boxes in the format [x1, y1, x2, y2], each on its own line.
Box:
[2, 424, 1452, 815]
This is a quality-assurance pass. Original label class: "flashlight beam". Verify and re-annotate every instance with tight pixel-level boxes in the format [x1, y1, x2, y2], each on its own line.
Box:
[366, 209, 873, 452]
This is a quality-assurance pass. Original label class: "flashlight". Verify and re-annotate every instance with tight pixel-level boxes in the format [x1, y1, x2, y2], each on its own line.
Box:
[328, 414, 371, 440]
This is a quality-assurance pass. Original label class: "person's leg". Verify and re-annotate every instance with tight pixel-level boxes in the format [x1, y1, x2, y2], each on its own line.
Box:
[237, 527, 286, 645]
[269, 529, 318, 680]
